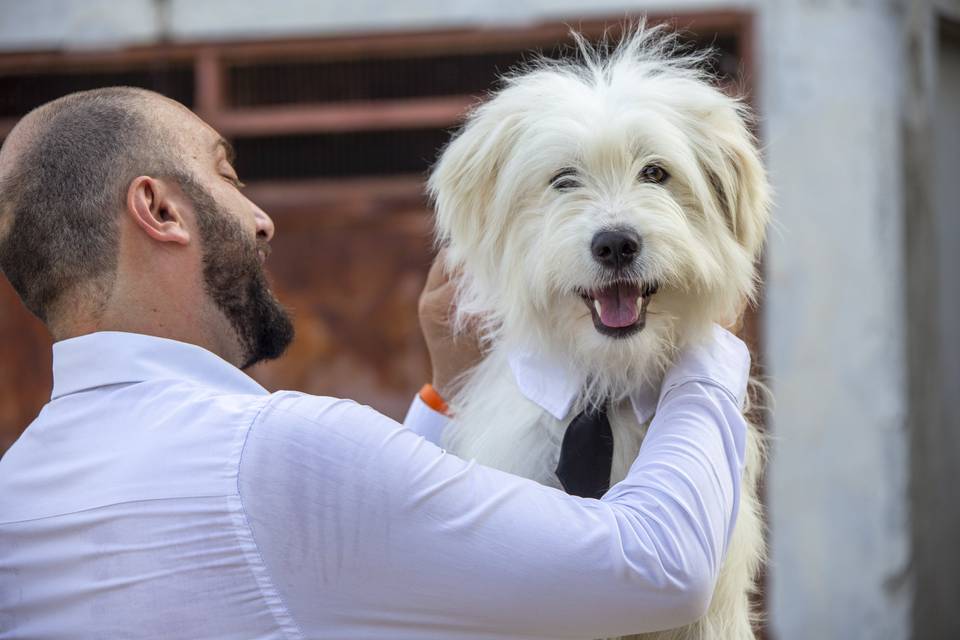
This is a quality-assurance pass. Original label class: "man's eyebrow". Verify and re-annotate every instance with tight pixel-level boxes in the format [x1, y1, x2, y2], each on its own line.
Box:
[215, 137, 236, 165]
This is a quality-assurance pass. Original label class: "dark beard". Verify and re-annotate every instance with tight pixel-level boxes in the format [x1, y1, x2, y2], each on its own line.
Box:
[175, 173, 294, 369]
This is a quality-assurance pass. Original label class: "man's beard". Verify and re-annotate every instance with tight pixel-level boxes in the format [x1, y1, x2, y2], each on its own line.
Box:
[176, 174, 294, 369]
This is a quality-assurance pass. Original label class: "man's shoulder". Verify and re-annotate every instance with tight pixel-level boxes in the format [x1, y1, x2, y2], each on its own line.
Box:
[257, 390, 366, 426]
[249, 390, 401, 448]
[236, 392, 401, 509]
[242, 391, 402, 466]
[0, 385, 276, 524]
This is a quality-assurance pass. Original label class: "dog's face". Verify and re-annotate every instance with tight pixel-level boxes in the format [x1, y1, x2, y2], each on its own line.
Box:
[431, 30, 770, 391]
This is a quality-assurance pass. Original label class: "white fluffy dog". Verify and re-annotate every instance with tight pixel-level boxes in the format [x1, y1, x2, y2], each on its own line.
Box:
[429, 25, 770, 640]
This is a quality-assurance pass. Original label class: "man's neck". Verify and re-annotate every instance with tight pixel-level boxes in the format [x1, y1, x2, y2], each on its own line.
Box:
[51, 298, 245, 369]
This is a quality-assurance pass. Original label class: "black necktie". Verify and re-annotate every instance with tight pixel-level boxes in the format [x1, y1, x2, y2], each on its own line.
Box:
[555, 403, 614, 499]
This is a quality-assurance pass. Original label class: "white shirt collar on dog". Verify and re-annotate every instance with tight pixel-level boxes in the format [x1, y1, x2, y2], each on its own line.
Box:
[507, 348, 659, 424]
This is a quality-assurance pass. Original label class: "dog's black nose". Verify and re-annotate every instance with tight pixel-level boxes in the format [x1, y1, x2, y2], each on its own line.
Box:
[591, 229, 641, 269]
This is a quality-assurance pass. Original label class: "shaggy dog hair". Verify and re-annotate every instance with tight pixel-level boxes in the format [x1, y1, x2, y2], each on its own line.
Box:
[429, 24, 771, 640]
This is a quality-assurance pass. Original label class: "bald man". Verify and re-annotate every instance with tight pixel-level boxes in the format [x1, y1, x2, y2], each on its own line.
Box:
[0, 88, 751, 639]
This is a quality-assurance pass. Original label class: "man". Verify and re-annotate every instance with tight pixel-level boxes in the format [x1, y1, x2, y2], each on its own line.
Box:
[0, 88, 750, 639]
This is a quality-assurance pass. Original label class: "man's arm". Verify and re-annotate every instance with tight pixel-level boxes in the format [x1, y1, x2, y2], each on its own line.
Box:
[237, 327, 748, 639]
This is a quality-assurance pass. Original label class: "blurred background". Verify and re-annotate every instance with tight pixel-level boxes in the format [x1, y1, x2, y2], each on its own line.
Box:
[0, 0, 957, 638]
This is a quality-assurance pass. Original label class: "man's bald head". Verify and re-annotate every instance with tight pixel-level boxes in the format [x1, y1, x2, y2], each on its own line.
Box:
[0, 87, 181, 323]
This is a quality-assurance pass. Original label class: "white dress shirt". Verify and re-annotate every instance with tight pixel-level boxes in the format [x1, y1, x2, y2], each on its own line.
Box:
[0, 329, 749, 639]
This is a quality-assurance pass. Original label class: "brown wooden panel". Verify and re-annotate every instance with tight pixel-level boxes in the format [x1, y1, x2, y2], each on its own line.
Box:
[247, 204, 434, 420]
[212, 96, 474, 136]
[0, 280, 52, 453]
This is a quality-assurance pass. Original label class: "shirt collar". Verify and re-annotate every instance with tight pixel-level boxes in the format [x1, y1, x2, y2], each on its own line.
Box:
[507, 347, 659, 424]
[51, 331, 268, 400]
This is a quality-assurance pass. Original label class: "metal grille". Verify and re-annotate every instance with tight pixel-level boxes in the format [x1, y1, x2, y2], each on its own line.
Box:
[227, 51, 527, 107]
[0, 67, 195, 118]
[226, 35, 739, 109]
[233, 128, 450, 180]
[226, 33, 739, 181]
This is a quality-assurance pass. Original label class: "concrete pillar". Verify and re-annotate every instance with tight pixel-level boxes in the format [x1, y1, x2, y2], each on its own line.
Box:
[760, 2, 912, 638]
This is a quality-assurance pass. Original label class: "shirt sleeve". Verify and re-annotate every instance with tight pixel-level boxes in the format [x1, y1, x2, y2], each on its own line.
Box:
[402, 392, 450, 446]
[237, 327, 749, 639]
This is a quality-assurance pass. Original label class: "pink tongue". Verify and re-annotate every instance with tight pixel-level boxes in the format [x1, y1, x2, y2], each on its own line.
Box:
[594, 283, 641, 328]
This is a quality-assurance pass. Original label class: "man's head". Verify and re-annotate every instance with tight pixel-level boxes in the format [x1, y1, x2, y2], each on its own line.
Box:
[0, 87, 293, 368]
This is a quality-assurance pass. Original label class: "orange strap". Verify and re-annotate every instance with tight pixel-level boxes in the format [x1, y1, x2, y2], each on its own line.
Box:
[419, 383, 450, 416]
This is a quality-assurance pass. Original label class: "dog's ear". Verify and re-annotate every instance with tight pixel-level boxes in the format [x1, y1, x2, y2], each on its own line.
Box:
[695, 104, 771, 260]
[428, 95, 525, 258]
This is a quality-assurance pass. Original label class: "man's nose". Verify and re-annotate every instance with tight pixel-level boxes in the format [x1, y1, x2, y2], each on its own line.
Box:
[253, 205, 275, 242]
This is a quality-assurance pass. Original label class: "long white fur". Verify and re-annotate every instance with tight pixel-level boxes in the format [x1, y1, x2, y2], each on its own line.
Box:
[429, 24, 771, 640]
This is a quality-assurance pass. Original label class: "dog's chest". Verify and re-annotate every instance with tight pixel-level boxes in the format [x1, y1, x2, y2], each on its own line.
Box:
[445, 358, 654, 489]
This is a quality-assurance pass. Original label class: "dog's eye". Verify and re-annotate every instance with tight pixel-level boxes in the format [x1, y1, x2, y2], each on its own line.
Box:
[639, 164, 669, 184]
[550, 168, 581, 191]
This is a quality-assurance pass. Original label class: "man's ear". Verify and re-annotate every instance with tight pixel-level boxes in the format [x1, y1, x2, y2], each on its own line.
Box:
[126, 176, 191, 245]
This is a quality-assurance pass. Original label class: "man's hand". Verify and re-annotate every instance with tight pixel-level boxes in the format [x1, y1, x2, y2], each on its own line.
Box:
[418, 251, 483, 399]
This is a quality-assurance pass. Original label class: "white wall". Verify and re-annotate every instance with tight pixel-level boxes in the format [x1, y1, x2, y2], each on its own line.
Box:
[0, 1, 924, 638]
[0, 0, 160, 51]
[0, 0, 750, 50]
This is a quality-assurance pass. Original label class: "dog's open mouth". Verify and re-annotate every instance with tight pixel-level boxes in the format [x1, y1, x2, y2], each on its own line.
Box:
[579, 281, 659, 338]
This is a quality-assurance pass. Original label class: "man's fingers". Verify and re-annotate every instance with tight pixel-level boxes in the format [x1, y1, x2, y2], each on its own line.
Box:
[419, 253, 447, 316]
[419, 250, 464, 320]
[422, 250, 449, 294]
[417, 249, 484, 398]
[421, 282, 456, 324]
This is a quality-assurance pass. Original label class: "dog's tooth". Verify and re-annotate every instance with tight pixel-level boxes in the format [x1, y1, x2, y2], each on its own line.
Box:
[593, 299, 601, 315]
